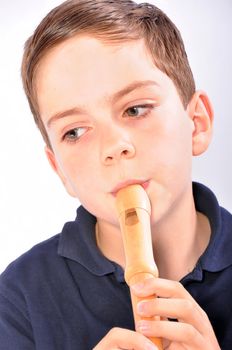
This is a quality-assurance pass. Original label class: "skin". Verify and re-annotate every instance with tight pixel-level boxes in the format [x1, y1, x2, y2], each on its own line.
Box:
[35, 36, 219, 349]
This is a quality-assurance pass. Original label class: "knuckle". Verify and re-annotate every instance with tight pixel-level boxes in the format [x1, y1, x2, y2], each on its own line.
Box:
[184, 299, 194, 314]
[108, 327, 120, 337]
[106, 326, 147, 348]
[173, 280, 182, 291]
[201, 307, 209, 320]
[184, 324, 198, 342]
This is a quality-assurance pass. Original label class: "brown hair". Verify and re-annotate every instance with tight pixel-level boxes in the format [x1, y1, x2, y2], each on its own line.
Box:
[21, 0, 195, 147]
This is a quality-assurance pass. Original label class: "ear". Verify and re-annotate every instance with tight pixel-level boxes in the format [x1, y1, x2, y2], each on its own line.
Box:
[187, 91, 214, 156]
[45, 146, 76, 197]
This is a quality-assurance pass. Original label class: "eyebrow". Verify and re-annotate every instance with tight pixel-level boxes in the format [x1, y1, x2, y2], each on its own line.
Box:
[46, 80, 158, 128]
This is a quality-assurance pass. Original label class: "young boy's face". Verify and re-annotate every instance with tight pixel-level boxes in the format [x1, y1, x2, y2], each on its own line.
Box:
[35, 36, 196, 227]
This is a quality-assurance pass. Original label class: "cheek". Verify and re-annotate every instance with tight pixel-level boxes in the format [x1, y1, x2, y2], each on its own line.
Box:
[60, 144, 100, 191]
[137, 114, 192, 174]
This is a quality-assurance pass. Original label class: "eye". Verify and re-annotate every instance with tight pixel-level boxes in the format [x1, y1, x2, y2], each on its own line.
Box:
[125, 104, 154, 118]
[63, 127, 87, 143]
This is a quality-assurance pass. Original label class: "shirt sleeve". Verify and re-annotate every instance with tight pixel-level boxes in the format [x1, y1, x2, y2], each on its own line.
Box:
[0, 267, 35, 350]
[0, 291, 35, 349]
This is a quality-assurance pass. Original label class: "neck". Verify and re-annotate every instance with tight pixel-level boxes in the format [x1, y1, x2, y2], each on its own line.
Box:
[151, 186, 211, 280]
[152, 209, 210, 281]
[95, 220, 126, 266]
[96, 187, 211, 281]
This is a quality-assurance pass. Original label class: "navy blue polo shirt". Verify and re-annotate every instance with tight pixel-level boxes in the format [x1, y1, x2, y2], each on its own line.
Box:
[0, 183, 232, 349]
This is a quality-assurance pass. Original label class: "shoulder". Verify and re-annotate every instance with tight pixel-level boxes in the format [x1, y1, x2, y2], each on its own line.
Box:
[0, 233, 64, 335]
[0, 234, 61, 294]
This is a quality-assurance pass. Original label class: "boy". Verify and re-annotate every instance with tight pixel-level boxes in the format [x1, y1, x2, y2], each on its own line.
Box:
[0, 0, 231, 348]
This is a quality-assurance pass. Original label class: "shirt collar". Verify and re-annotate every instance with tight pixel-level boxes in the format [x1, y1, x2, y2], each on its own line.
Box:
[58, 206, 116, 276]
[58, 182, 232, 277]
[193, 182, 232, 272]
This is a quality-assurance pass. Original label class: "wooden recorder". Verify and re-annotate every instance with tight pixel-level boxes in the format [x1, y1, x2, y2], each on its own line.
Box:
[116, 184, 163, 349]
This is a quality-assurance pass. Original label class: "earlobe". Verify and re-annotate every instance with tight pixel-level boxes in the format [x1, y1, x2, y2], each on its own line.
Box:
[44, 146, 77, 198]
[187, 91, 214, 156]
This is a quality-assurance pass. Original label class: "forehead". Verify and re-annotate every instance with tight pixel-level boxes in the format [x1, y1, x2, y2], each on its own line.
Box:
[35, 35, 174, 119]
[35, 35, 156, 86]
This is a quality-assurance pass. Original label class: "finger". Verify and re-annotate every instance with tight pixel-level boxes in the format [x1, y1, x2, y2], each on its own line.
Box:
[93, 327, 158, 350]
[131, 278, 197, 304]
[136, 320, 204, 347]
[136, 297, 205, 332]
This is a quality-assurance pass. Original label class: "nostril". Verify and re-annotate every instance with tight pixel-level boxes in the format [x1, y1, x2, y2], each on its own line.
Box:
[102, 143, 136, 165]
[105, 155, 114, 164]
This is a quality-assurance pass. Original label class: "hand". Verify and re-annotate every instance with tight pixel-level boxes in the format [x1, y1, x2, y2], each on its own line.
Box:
[93, 327, 158, 350]
[131, 277, 221, 349]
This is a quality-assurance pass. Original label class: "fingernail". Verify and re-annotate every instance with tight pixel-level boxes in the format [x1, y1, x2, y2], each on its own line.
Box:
[136, 320, 150, 332]
[145, 342, 158, 350]
[137, 300, 146, 315]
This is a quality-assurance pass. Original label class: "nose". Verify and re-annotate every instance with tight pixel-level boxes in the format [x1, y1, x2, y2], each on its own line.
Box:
[100, 128, 136, 165]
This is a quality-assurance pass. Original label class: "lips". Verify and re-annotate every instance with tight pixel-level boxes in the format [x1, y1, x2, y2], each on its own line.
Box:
[111, 179, 150, 196]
